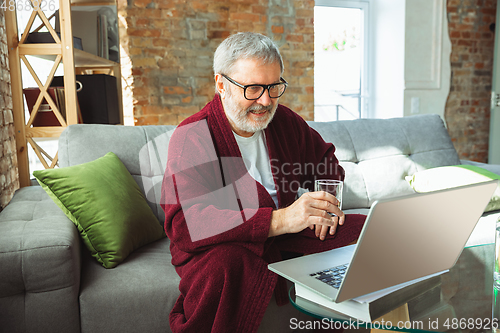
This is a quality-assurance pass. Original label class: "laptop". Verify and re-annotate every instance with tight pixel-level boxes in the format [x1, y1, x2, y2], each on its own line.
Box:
[268, 180, 498, 305]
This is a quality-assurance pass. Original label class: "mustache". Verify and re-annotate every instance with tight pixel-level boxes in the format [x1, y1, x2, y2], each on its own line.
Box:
[246, 104, 274, 113]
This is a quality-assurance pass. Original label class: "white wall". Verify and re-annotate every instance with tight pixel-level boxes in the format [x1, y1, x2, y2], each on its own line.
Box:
[369, 0, 406, 119]
[369, 0, 450, 120]
[403, 0, 451, 121]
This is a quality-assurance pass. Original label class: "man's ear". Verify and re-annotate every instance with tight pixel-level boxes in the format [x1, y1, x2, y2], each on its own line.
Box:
[215, 74, 226, 99]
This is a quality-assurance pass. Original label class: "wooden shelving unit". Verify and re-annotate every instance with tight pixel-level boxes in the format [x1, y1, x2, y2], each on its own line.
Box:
[5, 0, 122, 187]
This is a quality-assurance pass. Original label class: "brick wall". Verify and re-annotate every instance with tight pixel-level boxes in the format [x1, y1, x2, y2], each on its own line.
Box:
[0, 10, 19, 210]
[118, 0, 315, 125]
[120, 0, 497, 162]
[445, 0, 497, 162]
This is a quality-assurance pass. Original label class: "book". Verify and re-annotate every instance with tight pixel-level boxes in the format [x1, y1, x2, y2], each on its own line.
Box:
[23, 87, 63, 126]
[23, 87, 83, 126]
[295, 275, 442, 323]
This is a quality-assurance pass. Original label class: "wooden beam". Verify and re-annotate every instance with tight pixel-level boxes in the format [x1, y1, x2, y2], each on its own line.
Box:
[50, 152, 59, 168]
[20, 55, 67, 127]
[26, 126, 66, 138]
[5, 9, 31, 187]
[58, 0, 78, 125]
[32, 12, 57, 33]
[19, 10, 38, 45]
[27, 138, 50, 169]
[19, 44, 62, 55]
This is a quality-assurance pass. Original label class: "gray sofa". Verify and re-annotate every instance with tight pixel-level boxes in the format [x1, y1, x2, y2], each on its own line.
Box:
[1, 114, 499, 332]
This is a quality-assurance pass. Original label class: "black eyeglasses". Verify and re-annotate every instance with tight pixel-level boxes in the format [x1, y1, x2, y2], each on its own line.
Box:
[221, 74, 288, 101]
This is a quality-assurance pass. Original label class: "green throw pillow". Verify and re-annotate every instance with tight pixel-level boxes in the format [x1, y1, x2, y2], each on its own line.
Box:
[405, 165, 500, 212]
[33, 152, 165, 268]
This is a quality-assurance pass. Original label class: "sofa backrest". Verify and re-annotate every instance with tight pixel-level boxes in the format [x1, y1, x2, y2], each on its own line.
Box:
[308, 114, 460, 209]
[58, 114, 460, 224]
[59, 124, 176, 224]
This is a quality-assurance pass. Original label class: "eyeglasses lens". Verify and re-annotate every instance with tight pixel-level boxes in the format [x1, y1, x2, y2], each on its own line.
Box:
[244, 83, 286, 100]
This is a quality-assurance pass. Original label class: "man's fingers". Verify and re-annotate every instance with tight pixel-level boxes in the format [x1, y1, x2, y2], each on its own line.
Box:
[314, 218, 339, 240]
[315, 224, 329, 240]
[330, 216, 340, 235]
[307, 194, 341, 216]
[308, 191, 340, 206]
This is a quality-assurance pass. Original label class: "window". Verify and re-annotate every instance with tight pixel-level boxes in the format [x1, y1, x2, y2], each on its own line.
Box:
[314, 0, 370, 121]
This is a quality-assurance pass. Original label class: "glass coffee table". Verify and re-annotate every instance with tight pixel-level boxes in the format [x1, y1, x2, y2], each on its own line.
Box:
[289, 243, 495, 332]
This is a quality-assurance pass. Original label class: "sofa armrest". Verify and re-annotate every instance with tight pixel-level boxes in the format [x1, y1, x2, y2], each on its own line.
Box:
[460, 159, 500, 176]
[0, 186, 81, 333]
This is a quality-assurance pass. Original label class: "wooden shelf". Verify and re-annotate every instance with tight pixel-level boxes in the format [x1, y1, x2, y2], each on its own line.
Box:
[74, 49, 119, 68]
[25, 47, 119, 68]
[5, 0, 122, 186]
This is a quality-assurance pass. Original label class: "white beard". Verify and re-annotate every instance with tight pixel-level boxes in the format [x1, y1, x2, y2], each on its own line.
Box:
[223, 93, 278, 134]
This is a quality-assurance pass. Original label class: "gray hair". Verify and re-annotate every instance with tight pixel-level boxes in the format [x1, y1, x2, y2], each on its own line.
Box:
[213, 32, 284, 76]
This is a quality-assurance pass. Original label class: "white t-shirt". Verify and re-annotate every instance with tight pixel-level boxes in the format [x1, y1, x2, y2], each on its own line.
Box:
[233, 131, 279, 208]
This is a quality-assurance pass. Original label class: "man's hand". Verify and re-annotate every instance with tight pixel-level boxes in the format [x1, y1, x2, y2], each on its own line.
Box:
[268, 191, 344, 240]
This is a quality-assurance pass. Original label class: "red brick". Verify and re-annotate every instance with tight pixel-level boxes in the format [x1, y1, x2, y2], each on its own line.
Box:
[190, 1, 208, 11]
[296, 8, 313, 17]
[132, 68, 144, 76]
[272, 25, 284, 34]
[135, 116, 160, 126]
[164, 86, 192, 95]
[229, 12, 260, 21]
[132, 86, 150, 97]
[286, 34, 304, 43]
[144, 49, 165, 57]
[153, 39, 170, 47]
[252, 5, 266, 15]
[482, 32, 493, 39]
[481, 8, 496, 15]
[456, 23, 474, 31]
[458, 40, 473, 46]
[208, 30, 231, 39]
[128, 28, 161, 38]
[126, 8, 161, 18]
[142, 105, 169, 115]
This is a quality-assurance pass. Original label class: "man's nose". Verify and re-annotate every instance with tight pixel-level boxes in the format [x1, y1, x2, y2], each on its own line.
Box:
[256, 89, 272, 106]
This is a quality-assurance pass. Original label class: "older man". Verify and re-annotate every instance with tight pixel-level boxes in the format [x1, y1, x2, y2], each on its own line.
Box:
[161, 32, 365, 333]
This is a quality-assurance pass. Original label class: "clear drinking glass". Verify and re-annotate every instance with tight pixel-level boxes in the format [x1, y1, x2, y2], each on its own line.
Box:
[314, 179, 343, 215]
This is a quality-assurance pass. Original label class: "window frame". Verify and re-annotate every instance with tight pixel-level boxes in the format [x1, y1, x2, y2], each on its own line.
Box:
[314, 0, 371, 119]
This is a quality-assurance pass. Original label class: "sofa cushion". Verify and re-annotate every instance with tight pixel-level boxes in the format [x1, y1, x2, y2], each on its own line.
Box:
[0, 186, 81, 333]
[79, 238, 180, 333]
[406, 165, 500, 212]
[33, 152, 165, 269]
[308, 114, 461, 209]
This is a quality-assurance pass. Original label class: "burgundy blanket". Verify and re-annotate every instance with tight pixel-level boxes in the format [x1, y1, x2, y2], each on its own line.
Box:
[161, 94, 365, 332]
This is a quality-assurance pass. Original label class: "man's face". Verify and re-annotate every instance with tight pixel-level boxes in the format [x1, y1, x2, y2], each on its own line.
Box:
[217, 58, 282, 137]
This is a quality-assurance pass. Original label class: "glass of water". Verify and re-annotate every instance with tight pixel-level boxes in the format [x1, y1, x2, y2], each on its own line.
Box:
[314, 179, 343, 215]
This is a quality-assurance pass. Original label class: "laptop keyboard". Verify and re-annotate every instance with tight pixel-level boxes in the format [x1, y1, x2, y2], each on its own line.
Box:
[309, 263, 349, 289]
